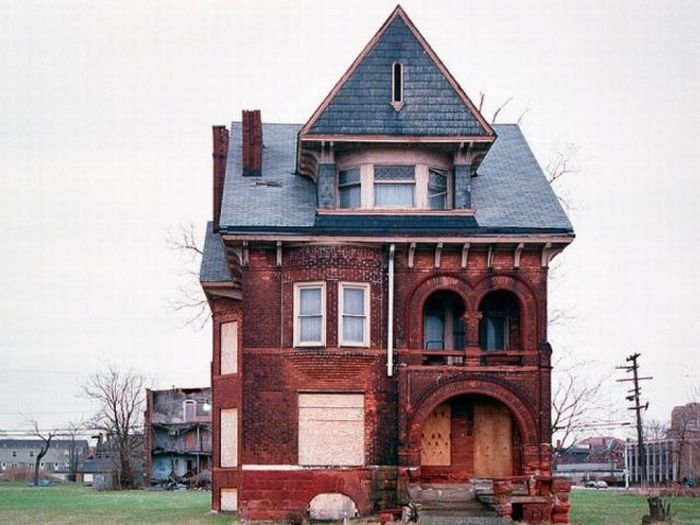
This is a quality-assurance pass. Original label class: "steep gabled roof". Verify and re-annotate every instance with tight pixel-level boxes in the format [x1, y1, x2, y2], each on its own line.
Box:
[300, 6, 494, 140]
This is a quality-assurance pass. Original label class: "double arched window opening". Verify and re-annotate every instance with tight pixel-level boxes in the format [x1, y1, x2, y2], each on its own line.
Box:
[422, 289, 522, 355]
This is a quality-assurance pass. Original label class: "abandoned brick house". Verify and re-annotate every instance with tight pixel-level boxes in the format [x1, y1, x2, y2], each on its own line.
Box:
[144, 387, 212, 485]
[200, 6, 574, 523]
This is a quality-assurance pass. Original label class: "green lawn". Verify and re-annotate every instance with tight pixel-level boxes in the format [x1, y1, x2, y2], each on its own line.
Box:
[570, 488, 700, 525]
[1, 482, 699, 524]
[0, 482, 235, 525]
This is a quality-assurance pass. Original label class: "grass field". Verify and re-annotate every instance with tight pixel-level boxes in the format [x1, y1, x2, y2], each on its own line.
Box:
[1, 482, 699, 524]
[569, 488, 700, 525]
[0, 482, 235, 525]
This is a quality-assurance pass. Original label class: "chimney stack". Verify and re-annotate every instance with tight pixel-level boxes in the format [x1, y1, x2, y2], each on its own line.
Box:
[241, 109, 263, 177]
[212, 125, 229, 232]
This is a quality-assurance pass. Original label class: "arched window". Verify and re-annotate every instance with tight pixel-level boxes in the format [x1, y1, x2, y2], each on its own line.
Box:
[183, 399, 196, 421]
[423, 291, 466, 351]
[478, 290, 521, 350]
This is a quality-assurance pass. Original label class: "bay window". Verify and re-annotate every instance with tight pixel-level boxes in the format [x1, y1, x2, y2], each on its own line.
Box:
[373, 165, 416, 207]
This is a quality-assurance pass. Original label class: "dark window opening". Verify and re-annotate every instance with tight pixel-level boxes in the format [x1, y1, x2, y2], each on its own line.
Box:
[423, 291, 466, 351]
[338, 168, 361, 208]
[478, 290, 521, 350]
[393, 62, 402, 103]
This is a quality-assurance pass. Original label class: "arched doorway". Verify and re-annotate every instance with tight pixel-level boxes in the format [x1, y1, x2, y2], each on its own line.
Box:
[419, 394, 522, 480]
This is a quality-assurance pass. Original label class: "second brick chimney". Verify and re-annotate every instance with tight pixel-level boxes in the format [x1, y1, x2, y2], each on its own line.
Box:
[241, 110, 263, 177]
[212, 125, 229, 232]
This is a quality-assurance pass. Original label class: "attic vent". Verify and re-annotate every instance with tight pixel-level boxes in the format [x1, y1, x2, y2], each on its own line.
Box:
[391, 62, 404, 111]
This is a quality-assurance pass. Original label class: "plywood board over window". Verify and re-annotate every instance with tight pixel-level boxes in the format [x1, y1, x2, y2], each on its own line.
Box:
[473, 403, 512, 477]
[298, 393, 364, 466]
[220, 408, 238, 467]
[220, 322, 238, 375]
[221, 488, 238, 512]
[421, 402, 451, 466]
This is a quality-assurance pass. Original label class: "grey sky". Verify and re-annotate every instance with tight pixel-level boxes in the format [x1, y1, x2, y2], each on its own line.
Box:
[1, 0, 698, 435]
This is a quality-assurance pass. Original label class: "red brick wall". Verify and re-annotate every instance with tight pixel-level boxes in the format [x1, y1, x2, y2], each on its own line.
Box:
[209, 242, 554, 516]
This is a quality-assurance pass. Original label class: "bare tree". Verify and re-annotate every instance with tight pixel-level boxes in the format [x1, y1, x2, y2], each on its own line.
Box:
[550, 360, 609, 455]
[167, 223, 209, 329]
[643, 418, 669, 441]
[29, 420, 57, 486]
[82, 366, 147, 489]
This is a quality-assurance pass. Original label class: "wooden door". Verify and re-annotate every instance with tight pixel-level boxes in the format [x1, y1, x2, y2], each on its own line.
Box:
[421, 403, 451, 466]
[473, 403, 513, 477]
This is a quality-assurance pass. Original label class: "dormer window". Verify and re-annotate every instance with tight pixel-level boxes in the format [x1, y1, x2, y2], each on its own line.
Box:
[374, 165, 415, 207]
[391, 62, 404, 111]
[428, 169, 448, 210]
[338, 168, 361, 208]
[335, 149, 454, 210]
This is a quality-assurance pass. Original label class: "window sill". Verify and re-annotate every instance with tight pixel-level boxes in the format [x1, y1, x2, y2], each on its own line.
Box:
[317, 208, 475, 216]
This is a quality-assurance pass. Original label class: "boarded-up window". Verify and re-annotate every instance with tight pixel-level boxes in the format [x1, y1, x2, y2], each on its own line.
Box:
[221, 322, 238, 375]
[298, 393, 364, 466]
[183, 400, 196, 421]
[220, 488, 238, 511]
[220, 408, 238, 467]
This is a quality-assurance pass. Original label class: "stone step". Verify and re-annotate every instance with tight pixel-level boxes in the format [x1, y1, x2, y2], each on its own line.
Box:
[417, 509, 510, 525]
[409, 483, 476, 503]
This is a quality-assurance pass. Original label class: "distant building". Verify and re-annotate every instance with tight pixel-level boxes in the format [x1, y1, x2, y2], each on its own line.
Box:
[628, 402, 700, 485]
[144, 387, 212, 486]
[0, 438, 88, 481]
[76, 433, 145, 489]
[555, 437, 626, 484]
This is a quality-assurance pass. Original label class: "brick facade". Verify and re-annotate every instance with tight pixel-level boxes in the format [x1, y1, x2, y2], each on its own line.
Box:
[201, 6, 574, 522]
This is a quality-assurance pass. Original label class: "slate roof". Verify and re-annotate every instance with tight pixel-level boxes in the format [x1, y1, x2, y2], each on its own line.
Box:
[201, 122, 573, 281]
[200, 222, 230, 283]
[307, 15, 487, 137]
[472, 124, 573, 231]
[218, 123, 317, 229]
[216, 122, 571, 233]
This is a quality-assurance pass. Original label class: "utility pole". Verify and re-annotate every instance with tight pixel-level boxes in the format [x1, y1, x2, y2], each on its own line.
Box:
[616, 353, 652, 485]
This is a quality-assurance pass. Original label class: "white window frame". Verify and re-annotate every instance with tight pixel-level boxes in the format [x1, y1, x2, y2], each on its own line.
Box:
[338, 282, 370, 347]
[293, 282, 326, 347]
[336, 162, 453, 211]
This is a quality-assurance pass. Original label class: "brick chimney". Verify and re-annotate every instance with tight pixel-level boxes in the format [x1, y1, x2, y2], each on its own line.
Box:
[212, 125, 229, 233]
[241, 109, 263, 177]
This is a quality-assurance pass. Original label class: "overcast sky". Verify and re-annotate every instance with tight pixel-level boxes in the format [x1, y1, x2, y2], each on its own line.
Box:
[1, 0, 698, 436]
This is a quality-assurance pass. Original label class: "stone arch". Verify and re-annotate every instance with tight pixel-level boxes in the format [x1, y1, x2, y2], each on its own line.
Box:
[404, 275, 473, 349]
[471, 274, 540, 350]
[407, 377, 540, 452]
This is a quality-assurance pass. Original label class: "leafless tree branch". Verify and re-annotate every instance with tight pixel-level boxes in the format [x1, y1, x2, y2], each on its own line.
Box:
[81, 366, 147, 489]
[168, 223, 210, 330]
[29, 420, 57, 486]
[491, 97, 513, 124]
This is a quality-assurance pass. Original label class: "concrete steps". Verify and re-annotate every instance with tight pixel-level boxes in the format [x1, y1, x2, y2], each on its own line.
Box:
[409, 483, 510, 525]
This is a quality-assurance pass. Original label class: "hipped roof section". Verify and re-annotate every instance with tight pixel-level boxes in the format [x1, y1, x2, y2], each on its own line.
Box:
[299, 5, 494, 141]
